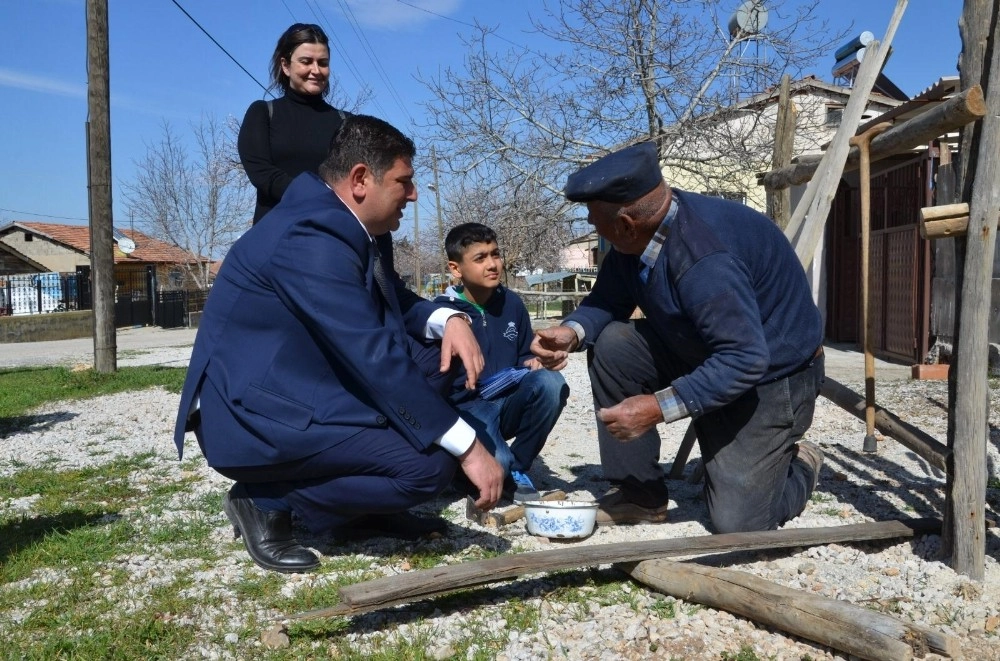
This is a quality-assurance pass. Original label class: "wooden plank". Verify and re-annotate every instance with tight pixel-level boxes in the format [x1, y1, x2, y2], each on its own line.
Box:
[762, 85, 986, 192]
[820, 377, 950, 471]
[791, 1, 909, 268]
[288, 518, 940, 621]
[619, 559, 960, 660]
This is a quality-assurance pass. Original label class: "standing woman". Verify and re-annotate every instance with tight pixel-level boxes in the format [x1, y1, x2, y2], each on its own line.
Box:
[239, 23, 348, 224]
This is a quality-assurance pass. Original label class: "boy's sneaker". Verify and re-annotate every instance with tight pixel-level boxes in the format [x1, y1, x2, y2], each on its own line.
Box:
[509, 470, 540, 503]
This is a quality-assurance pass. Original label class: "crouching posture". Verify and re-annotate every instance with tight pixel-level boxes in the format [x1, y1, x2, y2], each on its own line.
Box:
[174, 115, 502, 573]
[532, 142, 825, 532]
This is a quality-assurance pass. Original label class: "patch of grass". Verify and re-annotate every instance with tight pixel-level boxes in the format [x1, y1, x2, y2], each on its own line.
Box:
[1, 452, 156, 519]
[650, 596, 676, 619]
[720, 644, 772, 660]
[0, 365, 187, 433]
[499, 596, 541, 631]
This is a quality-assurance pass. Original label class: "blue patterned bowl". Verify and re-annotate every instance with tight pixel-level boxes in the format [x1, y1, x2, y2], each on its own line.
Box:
[524, 500, 598, 539]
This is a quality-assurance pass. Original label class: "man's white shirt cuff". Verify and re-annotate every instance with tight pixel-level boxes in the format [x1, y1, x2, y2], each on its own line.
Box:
[436, 416, 476, 456]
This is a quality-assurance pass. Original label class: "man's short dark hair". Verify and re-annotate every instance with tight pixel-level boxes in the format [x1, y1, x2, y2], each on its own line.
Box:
[445, 222, 498, 261]
[319, 114, 415, 182]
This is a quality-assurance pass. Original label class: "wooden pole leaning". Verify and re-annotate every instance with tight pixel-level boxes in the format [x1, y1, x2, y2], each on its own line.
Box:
[849, 122, 892, 453]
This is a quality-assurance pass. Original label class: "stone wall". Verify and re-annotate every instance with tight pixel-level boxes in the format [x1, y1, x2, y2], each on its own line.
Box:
[0, 311, 92, 343]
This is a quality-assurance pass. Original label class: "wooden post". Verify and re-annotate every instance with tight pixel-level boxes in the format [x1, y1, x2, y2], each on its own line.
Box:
[86, 0, 116, 373]
[766, 74, 795, 230]
[620, 560, 959, 660]
[946, 0, 999, 581]
[850, 123, 893, 452]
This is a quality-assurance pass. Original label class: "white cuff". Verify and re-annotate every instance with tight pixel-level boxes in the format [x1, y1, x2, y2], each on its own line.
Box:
[426, 308, 470, 339]
[435, 416, 476, 456]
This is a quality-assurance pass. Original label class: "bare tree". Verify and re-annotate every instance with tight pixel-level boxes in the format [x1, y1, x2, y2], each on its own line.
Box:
[121, 115, 253, 289]
[419, 0, 846, 224]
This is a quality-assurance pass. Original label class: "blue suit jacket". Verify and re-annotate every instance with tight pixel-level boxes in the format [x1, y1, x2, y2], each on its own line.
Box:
[173, 172, 458, 468]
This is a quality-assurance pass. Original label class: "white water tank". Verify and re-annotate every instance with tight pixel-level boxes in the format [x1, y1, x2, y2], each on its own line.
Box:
[728, 0, 768, 38]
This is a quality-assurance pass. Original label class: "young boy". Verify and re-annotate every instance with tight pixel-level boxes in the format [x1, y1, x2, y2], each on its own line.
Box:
[436, 222, 569, 501]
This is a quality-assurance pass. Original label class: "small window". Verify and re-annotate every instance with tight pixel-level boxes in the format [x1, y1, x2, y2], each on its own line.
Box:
[826, 104, 844, 126]
[24, 233, 33, 242]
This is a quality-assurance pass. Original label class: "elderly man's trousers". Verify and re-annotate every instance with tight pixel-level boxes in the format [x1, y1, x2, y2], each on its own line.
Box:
[588, 320, 824, 533]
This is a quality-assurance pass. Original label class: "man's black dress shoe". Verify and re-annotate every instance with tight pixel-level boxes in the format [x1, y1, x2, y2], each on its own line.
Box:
[338, 511, 449, 541]
[222, 486, 320, 573]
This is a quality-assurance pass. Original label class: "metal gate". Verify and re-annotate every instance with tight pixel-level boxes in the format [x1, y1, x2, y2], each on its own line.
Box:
[114, 265, 155, 327]
[826, 157, 931, 364]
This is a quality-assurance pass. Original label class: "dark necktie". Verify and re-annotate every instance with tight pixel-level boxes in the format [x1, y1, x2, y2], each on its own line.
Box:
[372, 239, 402, 319]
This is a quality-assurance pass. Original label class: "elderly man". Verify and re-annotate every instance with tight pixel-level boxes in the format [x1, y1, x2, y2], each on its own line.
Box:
[532, 141, 825, 533]
[174, 115, 503, 573]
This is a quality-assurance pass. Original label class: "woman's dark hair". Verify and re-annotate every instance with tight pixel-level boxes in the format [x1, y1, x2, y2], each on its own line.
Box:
[269, 23, 330, 95]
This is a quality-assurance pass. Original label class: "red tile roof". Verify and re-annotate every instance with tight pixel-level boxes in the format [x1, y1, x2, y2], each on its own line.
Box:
[6, 221, 208, 264]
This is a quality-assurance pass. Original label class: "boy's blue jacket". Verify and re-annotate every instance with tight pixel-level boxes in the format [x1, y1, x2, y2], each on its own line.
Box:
[435, 285, 534, 402]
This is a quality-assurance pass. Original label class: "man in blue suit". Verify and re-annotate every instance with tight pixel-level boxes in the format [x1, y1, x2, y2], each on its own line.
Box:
[174, 114, 503, 573]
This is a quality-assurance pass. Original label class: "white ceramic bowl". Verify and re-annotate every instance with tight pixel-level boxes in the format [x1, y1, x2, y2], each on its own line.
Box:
[524, 500, 599, 539]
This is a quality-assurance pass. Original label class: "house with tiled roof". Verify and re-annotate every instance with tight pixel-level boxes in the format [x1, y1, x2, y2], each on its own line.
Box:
[0, 221, 212, 296]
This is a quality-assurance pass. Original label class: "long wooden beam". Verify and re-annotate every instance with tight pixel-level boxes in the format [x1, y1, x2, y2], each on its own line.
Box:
[762, 85, 986, 192]
[288, 518, 939, 621]
[619, 559, 960, 660]
[820, 377, 950, 471]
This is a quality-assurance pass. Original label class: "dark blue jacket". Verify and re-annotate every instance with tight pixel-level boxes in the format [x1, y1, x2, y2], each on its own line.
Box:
[565, 189, 822, 418]
[173, 172, 458, 467]
[434, 285, 534, 402]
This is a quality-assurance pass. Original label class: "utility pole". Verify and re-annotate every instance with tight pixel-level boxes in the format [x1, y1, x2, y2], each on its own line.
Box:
[413, 196, 421, 297]
[429, 146, 446, 293]
[86, 0, 116, 373]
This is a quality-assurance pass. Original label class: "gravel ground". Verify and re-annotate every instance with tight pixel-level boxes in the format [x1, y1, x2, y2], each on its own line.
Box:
[2, 336, 1000, 659]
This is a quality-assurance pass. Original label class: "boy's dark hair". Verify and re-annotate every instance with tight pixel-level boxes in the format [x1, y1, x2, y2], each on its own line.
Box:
[445, 222, 498, 261]
[319, 114, 415, 183]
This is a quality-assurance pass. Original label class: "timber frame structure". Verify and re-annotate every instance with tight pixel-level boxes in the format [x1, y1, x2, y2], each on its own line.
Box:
[761, 0, 998, 581]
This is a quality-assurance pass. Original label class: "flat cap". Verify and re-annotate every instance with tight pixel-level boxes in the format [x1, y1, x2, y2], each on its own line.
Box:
[564, 141, 662, 203]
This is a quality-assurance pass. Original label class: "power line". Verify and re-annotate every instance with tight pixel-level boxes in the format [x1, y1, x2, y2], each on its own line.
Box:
[393, 0, 548, 56]
[332, 0, 414, 125]
[169, 0, 273, 98]
[299, 0, 391, 118]
[0, 208, 88, 222]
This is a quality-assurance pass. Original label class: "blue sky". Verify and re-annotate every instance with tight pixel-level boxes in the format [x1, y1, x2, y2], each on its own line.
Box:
[0, 0, 963, 237]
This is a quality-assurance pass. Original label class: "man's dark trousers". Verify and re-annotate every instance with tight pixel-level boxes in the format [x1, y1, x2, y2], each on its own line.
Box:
[588, 320, 824, 533]
[197, 337, 459, 534]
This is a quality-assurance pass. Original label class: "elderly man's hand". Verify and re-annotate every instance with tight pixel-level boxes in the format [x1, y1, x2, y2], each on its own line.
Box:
[441, 314, 484, 389]
[597, 394, 664, 440]
[530, 326, 578, 371]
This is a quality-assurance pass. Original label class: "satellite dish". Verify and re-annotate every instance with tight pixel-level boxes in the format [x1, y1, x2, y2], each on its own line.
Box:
[118, 237, 136, 254]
